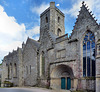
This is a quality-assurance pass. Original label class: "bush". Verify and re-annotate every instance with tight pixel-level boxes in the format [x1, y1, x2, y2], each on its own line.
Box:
[3, 81, 13, 87]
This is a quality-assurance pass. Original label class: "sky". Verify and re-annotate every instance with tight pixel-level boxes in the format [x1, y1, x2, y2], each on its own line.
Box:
[0, 0, 100, 63]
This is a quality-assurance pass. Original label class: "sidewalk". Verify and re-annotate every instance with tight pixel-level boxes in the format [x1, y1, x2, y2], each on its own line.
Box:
[12, 87, 71, 92]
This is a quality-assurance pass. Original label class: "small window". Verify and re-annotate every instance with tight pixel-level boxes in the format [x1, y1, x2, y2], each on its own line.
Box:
[46, 17, 48, 23]
[99, 45, 100, 50]
[30, 65, 31, 74]
[58, 17, 60, 23]
[57, 28, 61, 36]
[26, 66, 28, 75]
[14, 63, 17, 77]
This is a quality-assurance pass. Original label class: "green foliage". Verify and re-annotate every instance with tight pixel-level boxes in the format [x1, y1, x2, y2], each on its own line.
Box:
[0, 64, 2, 66]
[3, 81, 13, 87]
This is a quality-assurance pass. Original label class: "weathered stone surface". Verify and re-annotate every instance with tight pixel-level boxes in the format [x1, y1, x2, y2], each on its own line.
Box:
[1, 1, 100, 92]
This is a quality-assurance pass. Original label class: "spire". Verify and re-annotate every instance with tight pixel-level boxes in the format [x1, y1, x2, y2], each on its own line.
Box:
[73, 1, 98, 31]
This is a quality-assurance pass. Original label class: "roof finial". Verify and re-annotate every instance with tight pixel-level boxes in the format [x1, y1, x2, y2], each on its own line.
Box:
[82, 1, 85, 5]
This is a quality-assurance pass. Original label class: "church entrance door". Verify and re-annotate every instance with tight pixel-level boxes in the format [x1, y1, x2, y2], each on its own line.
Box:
[50, 64, 74, 90]
[67, 77, 71, 90]
[61, 77, 66, 89]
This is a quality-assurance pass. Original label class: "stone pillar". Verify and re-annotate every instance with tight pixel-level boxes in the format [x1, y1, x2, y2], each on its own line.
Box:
[96, 75, 100, 92]
[73, 78, 78, 90]
[96, 58, 100, 92]
[17, 48, 23, 86]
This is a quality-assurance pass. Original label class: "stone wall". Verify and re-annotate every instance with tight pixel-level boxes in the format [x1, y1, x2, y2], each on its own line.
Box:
[1, 48, 23, 87]
[1, 1, 100, 92]
[23, 38, 38, 86]
[0, 65, 2, 86]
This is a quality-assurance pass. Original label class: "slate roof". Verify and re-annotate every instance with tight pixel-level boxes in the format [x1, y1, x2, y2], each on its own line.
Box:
[28, 37, 40, 49]
[48, 30, 58, 43]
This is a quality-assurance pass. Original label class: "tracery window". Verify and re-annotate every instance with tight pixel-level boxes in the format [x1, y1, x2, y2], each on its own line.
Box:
[83, 31, 95, 77]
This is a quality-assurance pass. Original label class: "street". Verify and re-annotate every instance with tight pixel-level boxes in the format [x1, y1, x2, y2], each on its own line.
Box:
[0, 87, 70, 92]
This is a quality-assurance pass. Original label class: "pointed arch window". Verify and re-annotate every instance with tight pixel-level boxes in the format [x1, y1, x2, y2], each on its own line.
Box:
[40, 51, 45, 76]
[46, 16, 48, 23]
[83, 31, 95, 77]
[57, 28, 61, 36]
[10, 63, 12, 78]
[58, 16, 60, 23]
[30, 65, 31, 74]
[14, 63, 17, 77]
[26, 66, 28, 75]
[6, 64, 9, 78]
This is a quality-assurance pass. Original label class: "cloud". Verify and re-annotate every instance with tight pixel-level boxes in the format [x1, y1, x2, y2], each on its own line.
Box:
[0, 5, 40, 63]
[56, 4, 60, 7]
[34, 36, 39, 40]
[62, 0, 100, 22]
[26, 26, 40, 37]
[31, 3, 49, 15]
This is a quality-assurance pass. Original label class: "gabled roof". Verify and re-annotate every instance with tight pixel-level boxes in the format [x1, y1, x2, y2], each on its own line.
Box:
[26, 37, 40, 50]
[72, 1, 98, 32]
[29, 38, 40, 48]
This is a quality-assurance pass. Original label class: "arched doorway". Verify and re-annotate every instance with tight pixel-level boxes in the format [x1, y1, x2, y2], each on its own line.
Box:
[50, 64, 74, 90]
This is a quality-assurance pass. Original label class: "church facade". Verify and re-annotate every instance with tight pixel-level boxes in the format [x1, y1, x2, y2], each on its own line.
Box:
[1, 2, 100, 92]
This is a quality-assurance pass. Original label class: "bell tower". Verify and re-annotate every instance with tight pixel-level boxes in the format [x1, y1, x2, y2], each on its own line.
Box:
[40, 2, 65, 40]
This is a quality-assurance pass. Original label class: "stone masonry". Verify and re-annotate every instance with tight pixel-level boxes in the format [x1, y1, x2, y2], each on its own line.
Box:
[1, 1, 100, 92]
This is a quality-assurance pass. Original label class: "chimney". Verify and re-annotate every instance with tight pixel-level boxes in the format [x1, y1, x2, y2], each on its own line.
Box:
[50, 2, 55, 8]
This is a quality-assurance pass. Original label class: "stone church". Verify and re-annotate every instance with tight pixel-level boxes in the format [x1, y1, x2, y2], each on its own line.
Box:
[1, 1, 100, 92]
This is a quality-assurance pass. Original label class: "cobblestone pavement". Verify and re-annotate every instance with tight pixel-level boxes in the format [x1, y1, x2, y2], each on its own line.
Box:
[0, 87, 70, 92]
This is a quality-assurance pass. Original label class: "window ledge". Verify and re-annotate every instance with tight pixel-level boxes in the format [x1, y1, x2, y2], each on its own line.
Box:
[96, 55, 100, 58]
[82, 76, 95, 80]
[13, 77, 17, 78]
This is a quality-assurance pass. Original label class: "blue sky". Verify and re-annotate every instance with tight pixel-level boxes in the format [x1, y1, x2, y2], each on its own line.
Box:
[0, 0, 100, 63]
